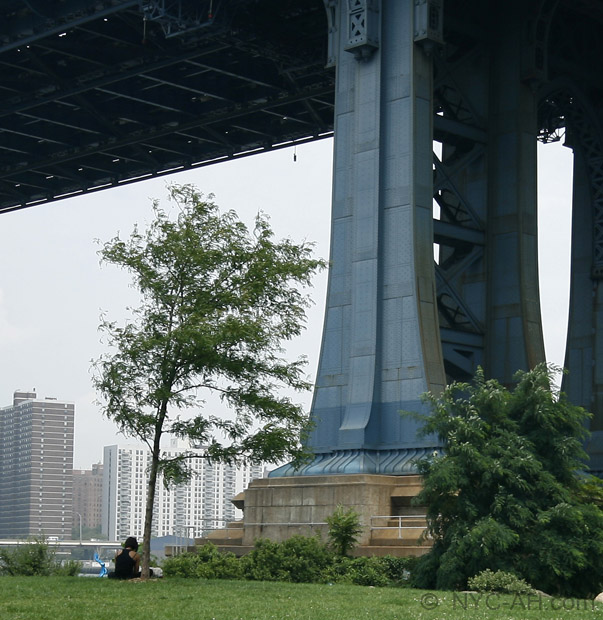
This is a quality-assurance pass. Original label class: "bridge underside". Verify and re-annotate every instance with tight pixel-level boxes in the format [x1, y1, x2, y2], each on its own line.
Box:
[3, 1, 603, 474]
[0, 0, 334, 213]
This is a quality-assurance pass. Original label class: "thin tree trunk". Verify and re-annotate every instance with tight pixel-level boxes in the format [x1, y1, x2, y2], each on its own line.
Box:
[141, 449, 160, 579]
[141, 408, 166, 579]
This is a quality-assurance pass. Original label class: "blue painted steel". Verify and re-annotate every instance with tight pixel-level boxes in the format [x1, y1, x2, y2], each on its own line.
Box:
[555, 87, 603, 474]
[272, 0, 550, 477]
[272, 0, 445, 477]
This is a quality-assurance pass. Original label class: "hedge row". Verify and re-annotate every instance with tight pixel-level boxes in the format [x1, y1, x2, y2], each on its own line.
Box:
[162, 537, 417, 587]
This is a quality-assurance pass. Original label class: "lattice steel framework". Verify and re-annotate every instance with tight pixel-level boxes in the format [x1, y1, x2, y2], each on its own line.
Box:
[0, 0, 334, 212]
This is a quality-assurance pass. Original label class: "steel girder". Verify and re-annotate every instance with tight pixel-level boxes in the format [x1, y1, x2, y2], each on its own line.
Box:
[0, 0, 334, 213]
[536, 1, 603, 473]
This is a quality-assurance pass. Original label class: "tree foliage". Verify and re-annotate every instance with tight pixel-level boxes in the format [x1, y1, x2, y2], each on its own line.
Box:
[93, 184, 326, 577]
[411, 364, 603, 598]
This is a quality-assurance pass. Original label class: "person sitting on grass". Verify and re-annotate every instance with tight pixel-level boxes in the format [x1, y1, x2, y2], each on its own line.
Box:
[108, 536, 141, 579]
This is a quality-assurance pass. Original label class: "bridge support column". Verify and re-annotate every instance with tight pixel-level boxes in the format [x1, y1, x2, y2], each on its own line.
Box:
[273, 0, 445, 476]
[434, 3, 545, 388]
[562, 101, 603, 472]
[271, 0, 546, 478]
[484, 7, 545, 381]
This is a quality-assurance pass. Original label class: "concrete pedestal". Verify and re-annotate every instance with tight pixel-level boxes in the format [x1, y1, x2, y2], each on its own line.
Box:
[201, 474, 429, 557]
[239, 473, 426, 551]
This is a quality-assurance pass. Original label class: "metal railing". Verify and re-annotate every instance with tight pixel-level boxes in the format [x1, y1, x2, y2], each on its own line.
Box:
[369, 515, 427, 539]
[203, 521, 329, 540]
[240, 521, 328, 529]
[171, 516, 429, 548]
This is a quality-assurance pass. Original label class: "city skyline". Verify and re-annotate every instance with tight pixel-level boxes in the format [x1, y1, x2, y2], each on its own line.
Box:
[0, 138, 573, 469]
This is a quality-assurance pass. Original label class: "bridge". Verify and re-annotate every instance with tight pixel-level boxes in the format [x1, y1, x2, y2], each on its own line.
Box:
[3, 1, 603, 475]
[0, 0, 334, 213]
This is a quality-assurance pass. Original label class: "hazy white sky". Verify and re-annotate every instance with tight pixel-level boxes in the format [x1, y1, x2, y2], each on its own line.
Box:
[0, 138, 573, 469]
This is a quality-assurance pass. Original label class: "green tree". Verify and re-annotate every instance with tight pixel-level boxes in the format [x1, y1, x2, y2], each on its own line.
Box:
[93, 184, 325, 578]
[411, 364, 603, 598]
[326, 504, 363, 556]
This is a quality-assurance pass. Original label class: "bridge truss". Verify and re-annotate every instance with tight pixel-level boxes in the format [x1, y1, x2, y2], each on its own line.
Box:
[0, 0, 334, 212]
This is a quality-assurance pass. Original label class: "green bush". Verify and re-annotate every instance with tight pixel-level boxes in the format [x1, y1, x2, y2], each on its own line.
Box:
[242, 536, 332, 583]
[320, 555, 350, 584]
[323, 555, 405, 587]
[161, 552, 202, 578]
[53, 559, 81, 577]
[239, 539, 289, 582]
[342, 556, 390, 587]
[193, 543, 242, 580]
[467, 569, 535, 595]
[0, 538, 76, 576]
[279, 535, 333, 583]
[380, 555, 418, 586]
[162, 543, 242, 579]
[162, 536, 419, 588]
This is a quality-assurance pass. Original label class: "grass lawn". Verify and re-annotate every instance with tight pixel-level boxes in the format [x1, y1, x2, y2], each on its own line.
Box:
[1, 577, 603, 620]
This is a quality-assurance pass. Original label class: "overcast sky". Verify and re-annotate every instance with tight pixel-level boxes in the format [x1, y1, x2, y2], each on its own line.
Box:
[0, 138, 573, 469]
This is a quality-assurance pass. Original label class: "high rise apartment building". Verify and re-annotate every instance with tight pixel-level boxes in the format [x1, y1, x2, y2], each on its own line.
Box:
[101, 439, 265, 541]
[0, 390, 74, 539]
[73, 463, 103, 532]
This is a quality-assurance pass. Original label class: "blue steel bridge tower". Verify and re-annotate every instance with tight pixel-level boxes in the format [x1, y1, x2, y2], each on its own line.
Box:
[272, 0, 603, 476]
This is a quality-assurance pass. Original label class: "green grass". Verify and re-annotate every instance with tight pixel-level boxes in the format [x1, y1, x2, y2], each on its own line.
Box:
[1, 578, 603, 620]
